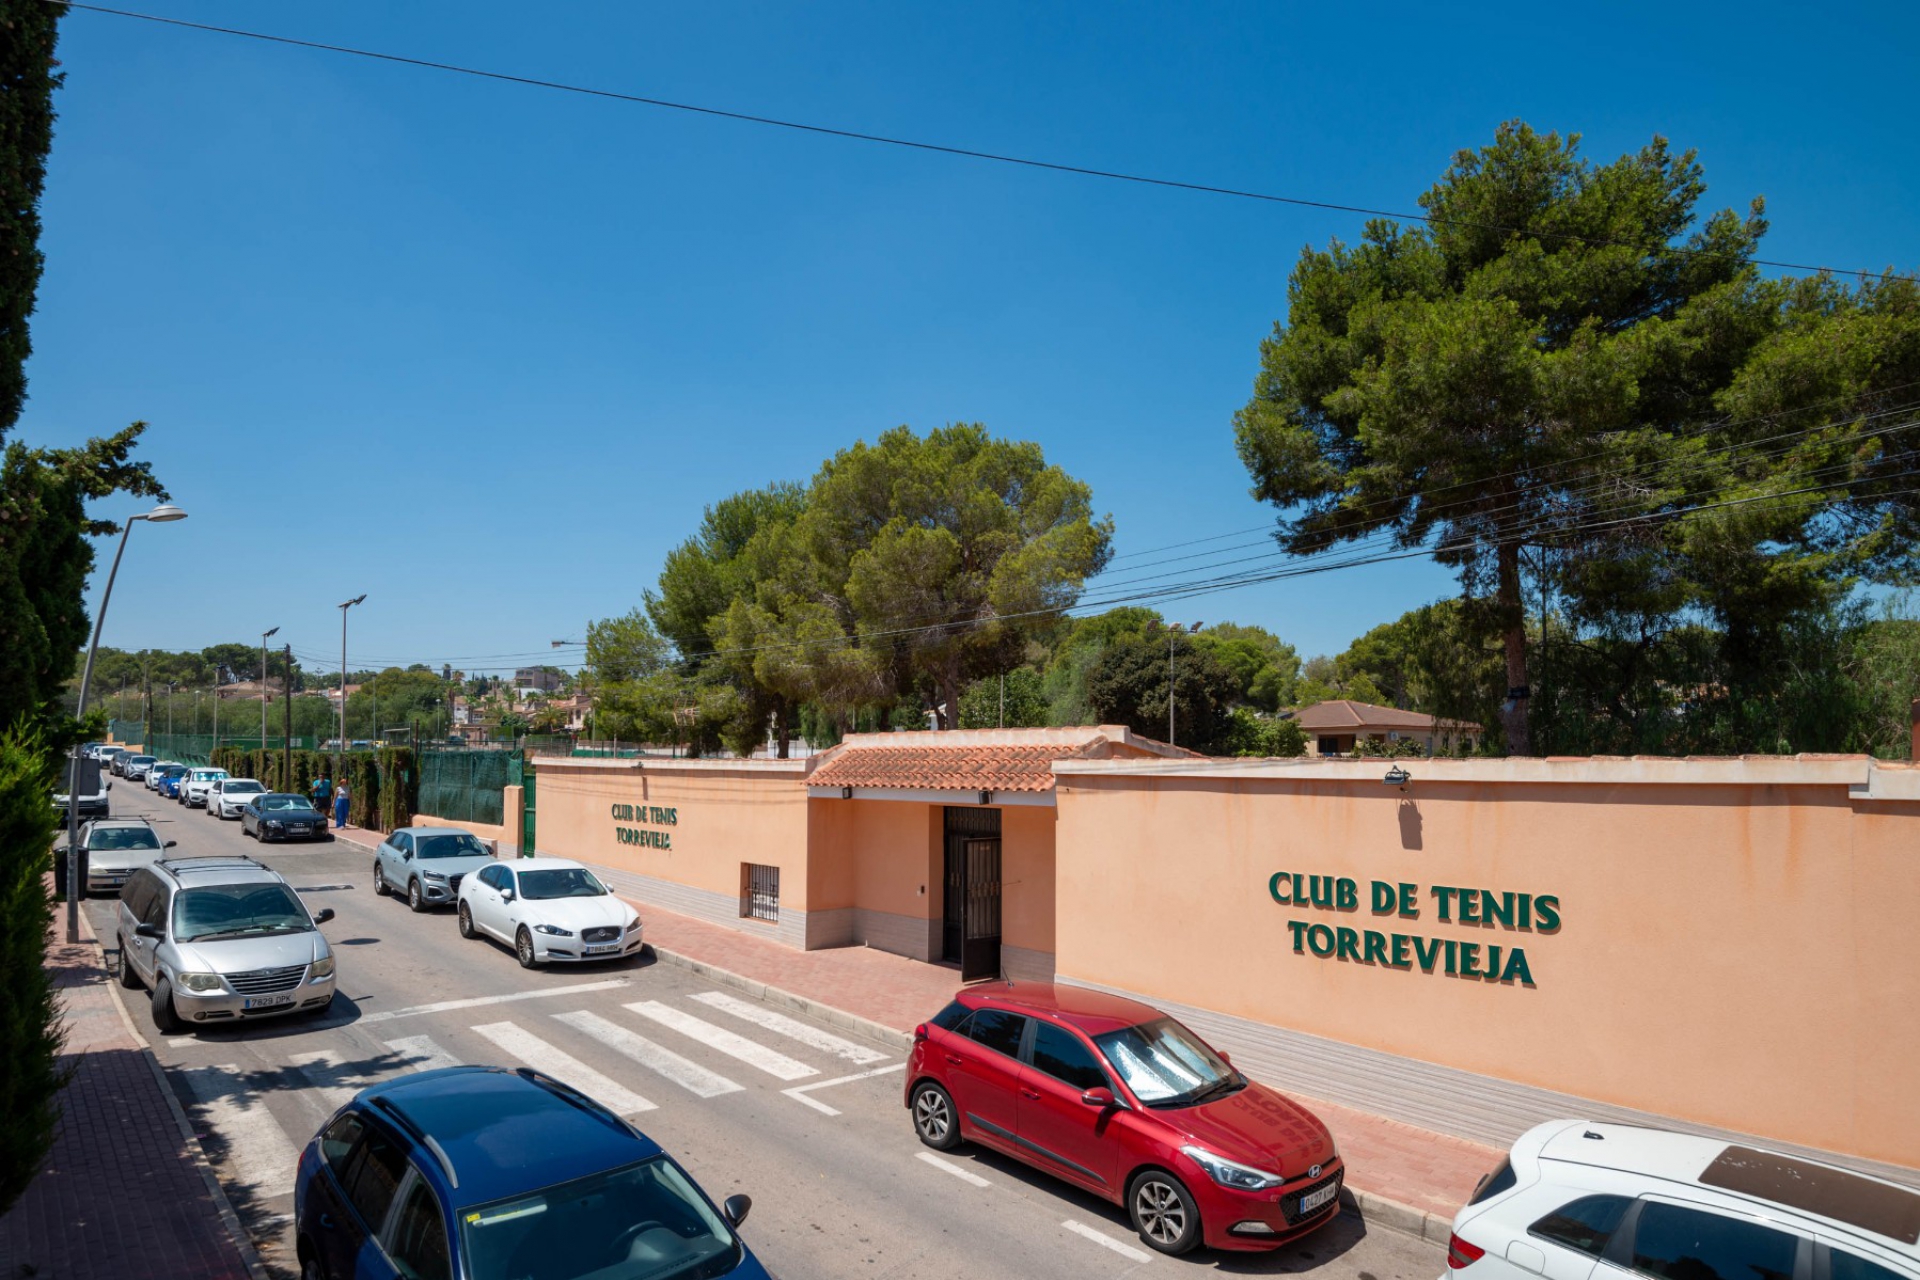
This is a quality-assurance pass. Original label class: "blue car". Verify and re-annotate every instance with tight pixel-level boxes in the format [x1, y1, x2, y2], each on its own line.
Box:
[295, 1065, 768, 1280]
[155, 767, 189, 799]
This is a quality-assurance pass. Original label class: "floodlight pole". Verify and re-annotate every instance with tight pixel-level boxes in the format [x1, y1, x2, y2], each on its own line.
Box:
[261, 626, 279, 749]
[338, 595, 366, 783]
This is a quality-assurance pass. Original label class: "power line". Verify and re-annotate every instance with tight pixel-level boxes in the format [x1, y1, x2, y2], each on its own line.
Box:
[56, 1, 1915, 283]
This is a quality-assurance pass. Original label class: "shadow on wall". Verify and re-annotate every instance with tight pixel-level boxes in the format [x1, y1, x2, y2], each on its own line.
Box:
[1398, 799, 1422, 850]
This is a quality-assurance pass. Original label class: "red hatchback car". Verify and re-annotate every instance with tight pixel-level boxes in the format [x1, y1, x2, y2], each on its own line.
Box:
[905, 983, 1345, 1256]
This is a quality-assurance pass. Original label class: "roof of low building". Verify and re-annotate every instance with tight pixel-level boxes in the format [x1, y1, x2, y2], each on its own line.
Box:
[1292, 699, 1478, 733]
[808, 725, 1203, 793]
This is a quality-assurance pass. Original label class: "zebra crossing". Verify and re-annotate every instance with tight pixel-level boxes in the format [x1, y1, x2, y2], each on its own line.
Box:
[172, 988, 901, 1200]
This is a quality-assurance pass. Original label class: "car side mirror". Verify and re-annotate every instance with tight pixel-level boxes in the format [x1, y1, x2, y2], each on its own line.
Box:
[1217, 1051, 1232, 1067]
[314, 908, 335, 925]
[402, 849, 413, 861]
[500, 889, 515, 903]
[134, 923, 163, 940]
[1080, 1087, 1116, 1109]
[164, 840, 177, 848]
[722, 1194, 751, 1228]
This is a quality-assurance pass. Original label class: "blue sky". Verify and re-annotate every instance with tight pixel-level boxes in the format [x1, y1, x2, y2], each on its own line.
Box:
[24, 1, 1918, 680]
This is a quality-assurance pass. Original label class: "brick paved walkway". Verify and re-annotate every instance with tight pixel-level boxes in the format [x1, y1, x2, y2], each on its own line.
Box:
[0, 910, 258, 1279]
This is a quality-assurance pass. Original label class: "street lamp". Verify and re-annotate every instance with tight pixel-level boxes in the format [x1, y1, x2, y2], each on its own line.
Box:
[1166, 621, 1203, 747]
[66, 503, 187, 942]
[338, 595, 366, 780]
[554, 638, 586, 739]
[261, 626, 279, 749]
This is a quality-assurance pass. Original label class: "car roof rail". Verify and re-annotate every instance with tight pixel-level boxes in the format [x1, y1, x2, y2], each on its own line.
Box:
[368, 1096, 460, 1189]
[157, 854, 270, 873]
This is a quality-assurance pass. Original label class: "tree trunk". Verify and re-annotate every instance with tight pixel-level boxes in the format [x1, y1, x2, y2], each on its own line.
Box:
[774, 698, 791, 759]
[936, 664, 962, 731]
[1497, 542, 1533, 756]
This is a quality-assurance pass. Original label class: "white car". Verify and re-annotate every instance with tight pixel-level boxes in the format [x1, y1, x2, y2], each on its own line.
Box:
[144, 761, 184, 791]
[207, 778, 267, 819]
[180, 768, 228, 808]
[1443, 1120, 1920, 1280]
[455, 857, 643, 969]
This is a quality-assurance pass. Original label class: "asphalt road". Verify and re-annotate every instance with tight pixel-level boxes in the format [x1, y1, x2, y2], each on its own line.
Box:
[89, 787, 1447, 1280]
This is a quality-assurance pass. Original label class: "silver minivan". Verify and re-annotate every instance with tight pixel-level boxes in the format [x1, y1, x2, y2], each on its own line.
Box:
[117, 855, 338, 1033]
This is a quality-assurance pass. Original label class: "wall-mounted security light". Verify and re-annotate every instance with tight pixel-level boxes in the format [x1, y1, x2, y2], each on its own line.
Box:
[979, 790, 993, 805]
[1383, 766, 1411, 790]
[841, 786, 854, 799]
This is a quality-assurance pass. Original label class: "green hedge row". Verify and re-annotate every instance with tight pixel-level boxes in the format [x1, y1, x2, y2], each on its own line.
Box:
[208, 747, 417, 831]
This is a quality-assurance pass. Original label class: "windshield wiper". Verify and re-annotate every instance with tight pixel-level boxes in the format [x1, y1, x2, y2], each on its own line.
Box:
[185, 924, 300, 942]
[1174, 1076, 1244, 1108]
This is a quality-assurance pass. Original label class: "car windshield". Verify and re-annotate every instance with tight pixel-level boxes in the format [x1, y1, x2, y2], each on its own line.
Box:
[90, 827, 161, 851]
[517, 868, 607, 900]
[225, 781, 265, 794]
[193, 771, 226, 782]
[172, 884, 311, 942]
[461, 1156, 741, 1280]
[1093, 1017, 1243, 1108]
[156, 764, 186, 775]
[418, 833, 490, 859]
[129, 757, 155, 765]
[258, 796, 315, 812]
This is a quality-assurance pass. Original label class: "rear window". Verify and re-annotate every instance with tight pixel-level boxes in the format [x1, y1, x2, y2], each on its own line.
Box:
[1830, 1248, 1908, 1280]
[1629, 1202, 1798, 1280]
[1701, 1146, 1920, 1246]
[1531, 1195, 1631, 1257]
[417, 833, 489, 859]
[927, 1001, 971, 1032]
[1470, 1157, 1517, 1205]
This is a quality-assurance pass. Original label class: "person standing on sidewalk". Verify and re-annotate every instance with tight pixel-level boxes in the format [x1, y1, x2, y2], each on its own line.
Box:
[311, 771, 333, 816]
[334, 779, 351, 829]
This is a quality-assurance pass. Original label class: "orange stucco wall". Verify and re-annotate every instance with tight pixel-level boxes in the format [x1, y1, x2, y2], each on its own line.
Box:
[1052, 768, 1920, 1167]
[1001, 804, 1056, 958]
[534, 760, 811, 909]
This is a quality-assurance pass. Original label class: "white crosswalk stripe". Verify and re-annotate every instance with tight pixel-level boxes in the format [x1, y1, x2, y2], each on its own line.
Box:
[384, 1034, 461, 1073]
[184, 1064, 302, 1198]
[472, 1021, 657, 1115]
[688, 991, 890, 1065]
[624, 1001, 818, 1081]
[554, 1010, 743, 1098]
[289, 1048, 382, 1112]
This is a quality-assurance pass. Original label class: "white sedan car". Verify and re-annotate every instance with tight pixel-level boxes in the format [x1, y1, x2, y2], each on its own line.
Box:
[180, 768, 229, 808]
[456, 857, 643, 968]
[207, 777, 267, 819]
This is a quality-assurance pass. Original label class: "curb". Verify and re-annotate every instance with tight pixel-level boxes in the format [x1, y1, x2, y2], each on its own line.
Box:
[1340, 1185, 1455, 1246]
[642, 945, 915, 1055]
[74, 907, 274, 1280]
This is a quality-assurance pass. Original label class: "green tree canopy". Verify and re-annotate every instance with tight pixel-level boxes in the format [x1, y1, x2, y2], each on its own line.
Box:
[1085, 628, 1240, 752]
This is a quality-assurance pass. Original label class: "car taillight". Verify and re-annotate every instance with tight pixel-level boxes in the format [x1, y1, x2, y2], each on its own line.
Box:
[1447, 1233, 1486, 1270]
[913, 1024, 929, 1042]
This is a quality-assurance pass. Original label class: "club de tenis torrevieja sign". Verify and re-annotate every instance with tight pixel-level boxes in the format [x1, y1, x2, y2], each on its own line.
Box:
[1268, 873, 1556, 985]
[611, 803, 677, 849]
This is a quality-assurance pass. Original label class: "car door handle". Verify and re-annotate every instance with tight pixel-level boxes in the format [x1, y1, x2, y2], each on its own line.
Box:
[944, 1053, 964, 1065]
[1020, 1088, 1041, 1100]
[319, 1213, 335, 1230]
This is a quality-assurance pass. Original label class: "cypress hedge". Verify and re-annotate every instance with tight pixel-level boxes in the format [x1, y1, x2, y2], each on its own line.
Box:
[0, 728, 69, 1214]
[205, 746, 414, 832]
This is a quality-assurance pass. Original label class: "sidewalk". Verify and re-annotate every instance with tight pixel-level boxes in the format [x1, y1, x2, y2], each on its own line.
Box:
[0, 906, 262, 1279]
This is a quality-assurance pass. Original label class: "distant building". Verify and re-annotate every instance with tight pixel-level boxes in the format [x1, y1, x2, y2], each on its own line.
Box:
[514, 667, 562, 693]
[1292, 699, 1479, 757]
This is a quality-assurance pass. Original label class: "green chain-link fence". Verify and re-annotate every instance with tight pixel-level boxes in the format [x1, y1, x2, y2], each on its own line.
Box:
[416, 749, 517, 827]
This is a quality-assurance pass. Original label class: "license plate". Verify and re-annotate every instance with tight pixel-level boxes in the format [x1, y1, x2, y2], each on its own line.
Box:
[585, 944, 619, 955]
[289, 826, 309, 834]
[105, 876, 125, 886]
[243, 994, 294, 1010]
[1299, 1182, 1338, 1213]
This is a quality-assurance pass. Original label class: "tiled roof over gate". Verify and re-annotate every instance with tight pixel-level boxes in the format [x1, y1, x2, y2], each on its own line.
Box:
[808, 725, 1202, 793]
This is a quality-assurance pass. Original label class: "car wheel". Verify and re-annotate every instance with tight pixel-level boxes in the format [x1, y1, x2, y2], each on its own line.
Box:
[910, 1081, 961, 1150]
[116, 938, 142, 990]
[150, 980, 184, 1035]
[1127, 1170, 1201, 1256]
[457, 902, 476, 939]
[299, 1246, 325, 1280]
[515, 927, 539, 969]
[407, 879, 425, 913]
[372, 860, 388, 896]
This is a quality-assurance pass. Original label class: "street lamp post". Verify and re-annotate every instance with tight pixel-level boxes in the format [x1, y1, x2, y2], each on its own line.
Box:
[261, 626, 279, 749]
[553, 638, 586, 739]
[66, 504, 187, 943]
[338, 595, 366, 781]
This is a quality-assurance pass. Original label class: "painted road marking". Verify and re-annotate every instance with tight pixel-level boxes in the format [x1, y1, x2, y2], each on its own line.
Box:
[358, 978, 629, 1025]
[553, 1011, 743, 1098]
[626, 1001, 817, 1081]
[185, 1064, 302, 1198]
[289, 1049, 382, 1112]
[783, 1062, 907, 1116]
[688, 991, 890, 1065]
[384, 1034, 460, 1073]
[472, 1021, 657, 1115]
[916, 1152, 990, 1188]
[1061, 1220, 1152, 1264]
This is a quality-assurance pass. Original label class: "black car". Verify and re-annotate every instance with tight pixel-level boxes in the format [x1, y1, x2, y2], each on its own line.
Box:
[240, 793, 333, 843]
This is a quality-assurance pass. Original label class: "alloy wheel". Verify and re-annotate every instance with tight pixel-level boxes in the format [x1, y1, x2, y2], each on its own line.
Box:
[408, 880, 423, 912]
[458, 903, 475, 938]
[516, 928, 536, 968]
[914, 1087, 952, 1144]
[1133, 1178, 1188, 1247]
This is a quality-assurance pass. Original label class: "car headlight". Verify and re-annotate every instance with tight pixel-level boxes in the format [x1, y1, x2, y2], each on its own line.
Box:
[308, 956, 335, 980]
[266, 820, 284, 829]
[1181, 1145, 1284, 1191]
[533, 924, 574, 937]
[422, 872, 448, 883]
[177, 972, 225, 993]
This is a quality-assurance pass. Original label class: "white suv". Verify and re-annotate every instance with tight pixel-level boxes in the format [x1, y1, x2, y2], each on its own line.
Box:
[1444, 1121, 1919, 1280]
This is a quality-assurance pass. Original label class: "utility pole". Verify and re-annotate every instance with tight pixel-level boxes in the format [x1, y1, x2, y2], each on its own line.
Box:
[282, 643, 293, 785]
[261, 626, 280, 750]
[338, 594, 366, 782]
[166, 681, 175, 738]
[212, 673, 219, 750]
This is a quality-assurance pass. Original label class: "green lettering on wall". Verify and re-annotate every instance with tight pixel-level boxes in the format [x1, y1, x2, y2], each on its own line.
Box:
[1501, 947, 1534, 984]
[1398, 882, 1418, 917]
[1334, 927, 1361, 962]
[1370, 880, 1395, 913]
[1307, 924, 1335, 957]
[1458, 890, 1481, 925]
[1413, 936, 1442, 972]
[1310, 876, 1335, 908]
[1432, 885, 1457, 921]
[1390, 933, 1411, 968]
[1362, 931, 1388, 966]
[1484, 943, 1502, 980]
[1483, 891, 1515, 928]
[1443, 939, 1458, 975]
[1459, 942, 1482, 978]
[1269, 872, 1293, 904]
[1286, 920, 1308, 952]
[1335, 878, 1358, 911]
[1534, 895, 1560, 931]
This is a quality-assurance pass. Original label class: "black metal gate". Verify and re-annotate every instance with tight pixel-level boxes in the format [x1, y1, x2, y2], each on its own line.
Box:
[942, 807, 1002, 981]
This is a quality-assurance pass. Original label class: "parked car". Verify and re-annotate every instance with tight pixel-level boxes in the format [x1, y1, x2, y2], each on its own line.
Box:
[116, 854, 337, 1032]
[95, 745, 128, 770]
[156, 768, 189, 800]
[905, 982, 1344, 1256]
[455, 857, 644, 968]
[295, 1066, 768, 1280]
[147, 762, 188, 792]
[54, 817, 177, 896]
[118, 753, 158, 780]
[1442, 1120, 1920, 1280]
[180, 767, 229, 808]
[208, 777, 268, 819]
[373, 827, 497, 913]
[240, 793, 332, 843]
[53, 755, 111, 821]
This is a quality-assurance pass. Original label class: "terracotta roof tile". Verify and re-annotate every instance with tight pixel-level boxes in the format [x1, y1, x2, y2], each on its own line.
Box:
[808, 725, 1202, 792]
